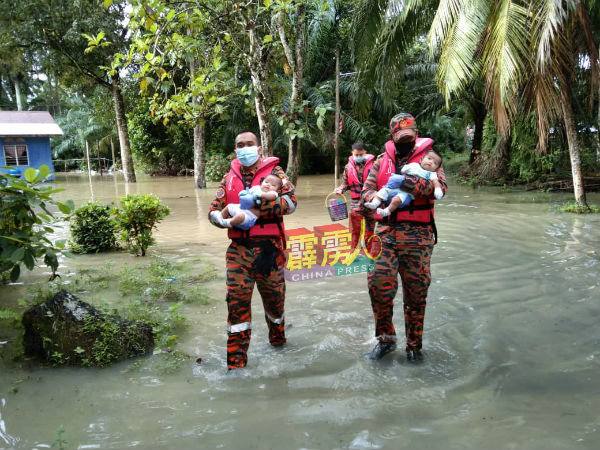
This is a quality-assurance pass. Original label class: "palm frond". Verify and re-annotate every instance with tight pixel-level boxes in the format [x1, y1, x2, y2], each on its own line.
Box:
[482, 0, 531, 135]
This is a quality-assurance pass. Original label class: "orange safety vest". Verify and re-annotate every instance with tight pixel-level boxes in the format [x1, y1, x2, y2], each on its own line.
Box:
[345, 154, 375, 200]
[225, 157, 285, 239]
[374, 138, 435, 224]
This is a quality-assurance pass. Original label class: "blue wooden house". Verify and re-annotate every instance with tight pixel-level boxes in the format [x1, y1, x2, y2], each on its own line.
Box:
[0, 111, 63, 181]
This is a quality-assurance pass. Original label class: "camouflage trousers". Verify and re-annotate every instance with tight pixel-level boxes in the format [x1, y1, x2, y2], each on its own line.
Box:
[367, 242, 433, 351]
[225, 240, 286, 369]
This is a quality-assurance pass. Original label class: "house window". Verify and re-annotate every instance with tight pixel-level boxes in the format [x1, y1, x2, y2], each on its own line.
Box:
[3, 145, 29, 166]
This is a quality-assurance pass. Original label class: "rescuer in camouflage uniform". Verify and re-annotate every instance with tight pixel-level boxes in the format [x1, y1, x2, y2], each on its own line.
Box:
[362, 114, 447, 362]
[209, 131, 297, 370]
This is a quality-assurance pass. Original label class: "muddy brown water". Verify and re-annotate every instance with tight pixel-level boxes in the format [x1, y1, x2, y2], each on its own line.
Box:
[0, 173, 599, 449]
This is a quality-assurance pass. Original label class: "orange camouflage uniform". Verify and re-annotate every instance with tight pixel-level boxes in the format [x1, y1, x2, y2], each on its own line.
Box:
[362, 148, 447, 352]
[209, 160, 297, 369]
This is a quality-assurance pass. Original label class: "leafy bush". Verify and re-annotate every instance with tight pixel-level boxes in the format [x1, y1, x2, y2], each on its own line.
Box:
[205, 152, 234, 181]
[419, 115, 464, 154]
[0, 165, 73, 282]
[113, 194, 170, 256]
[127, 101, 193, 175]
[70, 202, 118, 253]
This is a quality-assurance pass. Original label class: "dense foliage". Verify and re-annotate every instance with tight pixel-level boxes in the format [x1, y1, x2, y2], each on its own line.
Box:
[113, 194, 170, 256]
[205, 152, 235, 182]
[69, 202, 118, 254]
[0, 166, 73, 282]
[0, 0, 598, 205]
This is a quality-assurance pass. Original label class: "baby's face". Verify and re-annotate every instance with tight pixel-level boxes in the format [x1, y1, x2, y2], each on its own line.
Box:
[261, 176, 281, 192]
[421, 152, 442, 172]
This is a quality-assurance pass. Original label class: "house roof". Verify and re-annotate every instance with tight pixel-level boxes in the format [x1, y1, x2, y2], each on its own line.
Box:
[0, 111, 63, 137]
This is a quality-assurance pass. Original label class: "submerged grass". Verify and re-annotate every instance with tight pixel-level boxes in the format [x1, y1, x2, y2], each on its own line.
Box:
[555, 202, 600, 214]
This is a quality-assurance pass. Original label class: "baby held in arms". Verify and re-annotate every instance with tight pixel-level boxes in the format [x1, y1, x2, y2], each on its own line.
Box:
[365, 149, 444, 217]
[210, 174, 282, 230]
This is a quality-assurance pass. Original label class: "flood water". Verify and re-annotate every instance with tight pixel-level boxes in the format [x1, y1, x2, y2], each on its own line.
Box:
[1, 173, 599, 450]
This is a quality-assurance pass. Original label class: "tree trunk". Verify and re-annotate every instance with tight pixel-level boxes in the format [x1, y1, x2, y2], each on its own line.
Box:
[193, 122, 207, 188]
[110, 137, 117, 170]
[277, 6, 305, 185]
[469, 98, 486, 165]
[284, 59, 303, 186]
[334, 47, 340, 186]
[560, 79, 588, 208]
[597, 84, 600, 164]
[478, 130, 511, 181]
[489, 132, 511, 179]
[189, 59, 207, 188]
[246, 23, 273, 156]
[85, 139, 92, 191]
[14, 77, 23, 111]
[111, 74, 136, 183]
[251, 69, 273, 156]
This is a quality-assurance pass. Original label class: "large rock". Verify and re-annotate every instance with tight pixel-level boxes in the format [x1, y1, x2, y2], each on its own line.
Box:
[22, 290, 154, 366]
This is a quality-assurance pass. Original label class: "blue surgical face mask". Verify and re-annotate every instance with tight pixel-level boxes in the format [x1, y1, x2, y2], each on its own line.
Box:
[353, 155, 366, 163]
[236, 146, 260, 167]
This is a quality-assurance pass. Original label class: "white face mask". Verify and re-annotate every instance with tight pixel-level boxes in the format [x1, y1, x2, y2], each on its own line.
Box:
[353, 155, 366, 163]
[236, 146, 260, 166]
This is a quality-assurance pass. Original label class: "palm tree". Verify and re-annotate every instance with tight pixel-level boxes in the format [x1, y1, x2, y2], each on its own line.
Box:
[54, 97, 108, 170]
[427, 0, 599, 208]
[353, 0, 598, 209]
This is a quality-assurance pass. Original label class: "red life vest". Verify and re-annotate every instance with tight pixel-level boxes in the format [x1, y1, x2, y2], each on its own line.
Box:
[374, 137, 435, 223]
[345, 154, 375, 199]
[225, 157, 285, 239]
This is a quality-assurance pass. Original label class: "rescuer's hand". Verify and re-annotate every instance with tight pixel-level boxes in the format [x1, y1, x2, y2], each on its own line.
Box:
[239, 188, 255, 210]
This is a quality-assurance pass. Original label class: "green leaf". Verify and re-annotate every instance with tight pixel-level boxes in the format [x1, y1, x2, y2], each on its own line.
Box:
[263, 34, 273, 44]
[10, 265, 20, 282]
[10, 247, 25, 262]
[57, 202, 72, 215]
[104, 0, 112, 8]
[38, 165, 50, 179]
[23, 251, 35, 270]
[24, 168, 37, 183]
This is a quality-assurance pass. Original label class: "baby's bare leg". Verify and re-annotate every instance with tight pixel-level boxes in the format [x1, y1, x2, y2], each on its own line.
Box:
[386, 195, 402, 213]
[228, 212, 246, 227]
[376, 194, 402, 217]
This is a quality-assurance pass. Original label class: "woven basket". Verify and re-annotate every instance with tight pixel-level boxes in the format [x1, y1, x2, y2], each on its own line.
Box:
[325, 192, 349, 221]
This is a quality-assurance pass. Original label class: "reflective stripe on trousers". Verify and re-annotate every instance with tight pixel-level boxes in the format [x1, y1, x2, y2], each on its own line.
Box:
[227, 321, 252, 333]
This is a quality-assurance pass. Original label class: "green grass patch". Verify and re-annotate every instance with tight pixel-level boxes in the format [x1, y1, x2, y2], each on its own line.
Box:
[555, 202, 600, 213]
